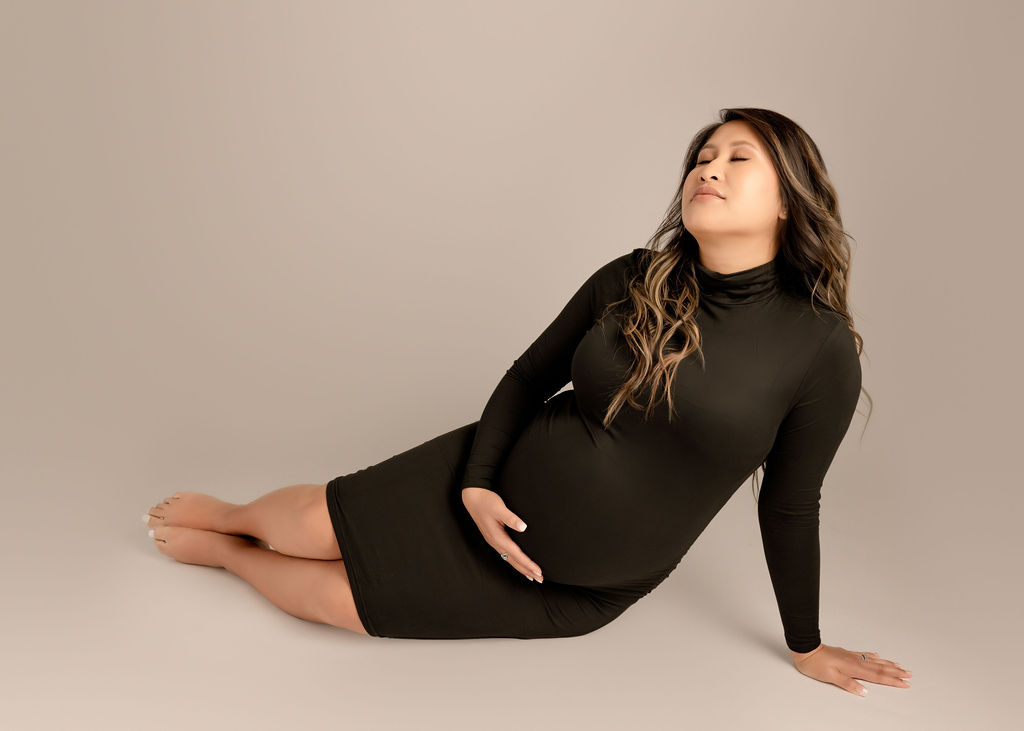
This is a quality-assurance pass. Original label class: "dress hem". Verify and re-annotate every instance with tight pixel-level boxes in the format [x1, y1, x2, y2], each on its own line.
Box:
[325, 477, 381, 638]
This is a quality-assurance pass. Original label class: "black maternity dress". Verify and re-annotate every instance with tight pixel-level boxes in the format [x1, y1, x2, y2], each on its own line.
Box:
[325, 248, 862, 652]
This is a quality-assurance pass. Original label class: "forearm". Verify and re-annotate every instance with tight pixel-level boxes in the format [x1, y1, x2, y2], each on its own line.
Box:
[759, 510, 822, 653]
[460, 369, 544, 492]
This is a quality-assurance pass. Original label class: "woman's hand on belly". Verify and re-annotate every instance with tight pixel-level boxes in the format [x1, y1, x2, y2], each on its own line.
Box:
[462, 487, 545, 583]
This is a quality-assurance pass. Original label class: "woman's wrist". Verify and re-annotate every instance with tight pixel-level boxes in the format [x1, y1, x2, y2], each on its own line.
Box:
[790, 642, 825, 662]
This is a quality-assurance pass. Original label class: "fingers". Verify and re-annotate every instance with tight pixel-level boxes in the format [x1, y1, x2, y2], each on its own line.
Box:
[507, 555, 541, 582]
[872, 659, 913, 678]
[868, 662, 913, 688]
[842, 678, 870, 697]
[857, 651, 913, 679]
[466, 495, 545, 583]
[502, 510, 528, 534]
[500, 538, 544, 582]
[498, 511, 543, 582]
[859, 665, 912, 688]
[491, 543, 540, 582]
[847, 650, 912, 690]
[870, 656, 912, 675]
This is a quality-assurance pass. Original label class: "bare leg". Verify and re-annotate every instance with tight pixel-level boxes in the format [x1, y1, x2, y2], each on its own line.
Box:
[148, 524, 368, 635]
[145, 484, 342, 561]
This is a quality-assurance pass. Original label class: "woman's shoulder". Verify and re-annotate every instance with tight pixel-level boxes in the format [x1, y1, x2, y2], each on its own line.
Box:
[582, 248, 646, 292]
[599, 247, 647, 272]
[777, 291, 848, 330]
[774, 293, 858, 363]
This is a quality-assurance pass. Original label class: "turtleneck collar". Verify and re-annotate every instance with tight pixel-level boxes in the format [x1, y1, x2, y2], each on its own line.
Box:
[694, 256, 782, 307]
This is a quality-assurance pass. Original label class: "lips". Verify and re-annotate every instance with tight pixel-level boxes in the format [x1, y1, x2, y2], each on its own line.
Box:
[694, 185, 724, 200]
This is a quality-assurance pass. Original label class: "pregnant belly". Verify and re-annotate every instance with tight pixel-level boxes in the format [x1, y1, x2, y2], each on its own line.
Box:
[493, 414, 682, 587]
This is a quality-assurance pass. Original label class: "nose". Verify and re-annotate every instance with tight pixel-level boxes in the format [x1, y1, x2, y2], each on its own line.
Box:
[696, 162, 722, 181]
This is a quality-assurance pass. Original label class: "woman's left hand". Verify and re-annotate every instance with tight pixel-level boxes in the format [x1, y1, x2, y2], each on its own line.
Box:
[790, 643, 912, 696]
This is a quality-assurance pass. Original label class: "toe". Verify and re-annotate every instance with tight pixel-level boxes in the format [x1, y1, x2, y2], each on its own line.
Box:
[142, 513, 151, 525]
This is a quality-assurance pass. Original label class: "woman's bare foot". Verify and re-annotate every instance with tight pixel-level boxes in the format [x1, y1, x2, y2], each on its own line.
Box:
[149, 525, 254, 567]
[145, 491, 237, 533]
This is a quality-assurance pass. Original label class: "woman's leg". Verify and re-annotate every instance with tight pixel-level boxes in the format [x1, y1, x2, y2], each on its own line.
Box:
[145, 484, 342, 561]
[148, 524, 368, 634]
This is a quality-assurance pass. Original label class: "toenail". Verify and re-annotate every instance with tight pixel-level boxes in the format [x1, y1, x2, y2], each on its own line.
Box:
[148, 529, 154, 538]
[141, 513, 150, 524]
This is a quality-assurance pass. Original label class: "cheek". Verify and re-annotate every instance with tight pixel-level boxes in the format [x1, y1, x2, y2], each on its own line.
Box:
[738, 173, 778, 206]
[751, 169, 781, 197]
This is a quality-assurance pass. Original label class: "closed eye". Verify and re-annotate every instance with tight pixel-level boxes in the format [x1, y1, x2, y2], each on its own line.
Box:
[695, 158, 749, 165]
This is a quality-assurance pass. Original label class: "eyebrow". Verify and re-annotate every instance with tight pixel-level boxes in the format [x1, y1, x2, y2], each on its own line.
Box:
[699, 140, 759, 152]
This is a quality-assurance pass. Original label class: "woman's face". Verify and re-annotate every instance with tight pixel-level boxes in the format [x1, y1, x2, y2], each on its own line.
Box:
[680, 120, 786, 253]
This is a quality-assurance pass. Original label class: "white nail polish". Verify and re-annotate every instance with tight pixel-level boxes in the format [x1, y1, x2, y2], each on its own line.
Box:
[148, 529, 154, 538]
[141, 513, 150, 524]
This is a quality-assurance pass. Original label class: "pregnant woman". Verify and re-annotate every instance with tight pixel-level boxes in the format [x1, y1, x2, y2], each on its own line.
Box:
[143, 107, 911, 696]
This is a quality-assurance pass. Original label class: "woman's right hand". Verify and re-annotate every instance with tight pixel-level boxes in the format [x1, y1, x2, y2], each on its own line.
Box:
[462, 487, 544, 583]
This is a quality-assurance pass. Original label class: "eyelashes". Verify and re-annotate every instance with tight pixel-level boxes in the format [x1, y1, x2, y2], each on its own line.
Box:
[695, 158, 749, 166]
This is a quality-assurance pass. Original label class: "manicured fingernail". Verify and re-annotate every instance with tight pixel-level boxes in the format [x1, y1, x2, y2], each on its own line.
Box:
[528, 577, 533, 581]
[859, 687, 868, 696]
[148, 529, 154, 538]
[517, 521, 526, 531]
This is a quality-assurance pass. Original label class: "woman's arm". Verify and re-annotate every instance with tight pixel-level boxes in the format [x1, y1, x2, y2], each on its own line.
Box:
[460, 250, 637, 494]
[758, 314, 912, 697]
[756, 319, 863, 653]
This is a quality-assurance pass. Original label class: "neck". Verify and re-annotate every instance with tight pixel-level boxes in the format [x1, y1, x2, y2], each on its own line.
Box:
[696, 241, 779, 275]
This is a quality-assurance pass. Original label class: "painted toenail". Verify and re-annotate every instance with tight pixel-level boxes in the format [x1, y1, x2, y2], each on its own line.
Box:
[142, 513, 150, 524]
[148, 529, 154, 538]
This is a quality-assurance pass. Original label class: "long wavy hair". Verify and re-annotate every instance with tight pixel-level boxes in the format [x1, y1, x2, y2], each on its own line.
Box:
[595, 107, 872, 502]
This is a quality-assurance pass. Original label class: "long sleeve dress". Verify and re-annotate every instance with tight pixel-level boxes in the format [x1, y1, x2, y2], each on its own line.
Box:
[325, 247, 862, 651]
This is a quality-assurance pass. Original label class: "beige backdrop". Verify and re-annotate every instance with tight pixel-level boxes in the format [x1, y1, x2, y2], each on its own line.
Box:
[2, 1, 1020, 729]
